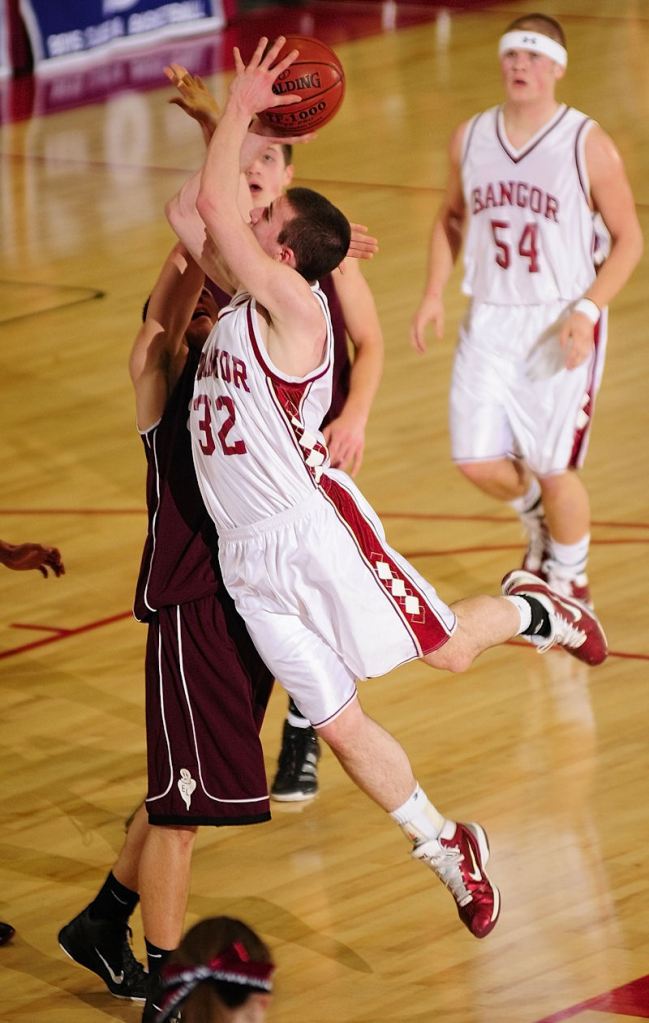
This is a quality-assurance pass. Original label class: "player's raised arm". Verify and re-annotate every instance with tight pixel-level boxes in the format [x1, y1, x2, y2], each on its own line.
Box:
[196, 41, 317, 309]
[128, 244, 207, 431]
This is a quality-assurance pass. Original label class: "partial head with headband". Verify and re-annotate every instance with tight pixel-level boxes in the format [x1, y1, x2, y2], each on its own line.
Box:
[498, 30, 568, 69]
[157, 941, 275, 1022]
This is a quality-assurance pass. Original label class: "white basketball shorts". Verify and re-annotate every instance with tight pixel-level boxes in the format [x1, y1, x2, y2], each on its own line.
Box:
[217, 471, 456, 727]
[450, 300, 608, 476]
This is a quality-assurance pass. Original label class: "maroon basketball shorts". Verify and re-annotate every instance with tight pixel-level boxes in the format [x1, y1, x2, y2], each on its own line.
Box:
[145, 592, 273, 826]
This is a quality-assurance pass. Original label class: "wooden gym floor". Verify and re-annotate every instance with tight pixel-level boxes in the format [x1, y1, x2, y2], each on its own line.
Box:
[0, 2, 648, 1020]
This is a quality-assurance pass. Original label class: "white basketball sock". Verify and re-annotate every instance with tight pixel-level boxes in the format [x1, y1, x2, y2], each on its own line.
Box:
[510, 476, 542, 516]
[390, 784, 455, 845]
[548, 533, 590, 578]
[504, 595, 533, 634]
[287, 711, 311, 728]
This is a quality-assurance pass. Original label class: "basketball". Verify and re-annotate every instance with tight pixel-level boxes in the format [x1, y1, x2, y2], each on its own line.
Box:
[257, 36, 345, 136]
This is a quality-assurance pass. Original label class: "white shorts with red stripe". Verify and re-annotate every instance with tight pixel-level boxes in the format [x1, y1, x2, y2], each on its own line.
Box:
[450, 300, 608, 476]
[217, 470, 456, 726]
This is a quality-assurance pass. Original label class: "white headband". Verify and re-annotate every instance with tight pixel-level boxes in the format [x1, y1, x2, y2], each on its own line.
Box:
[499, 30, 567, 69]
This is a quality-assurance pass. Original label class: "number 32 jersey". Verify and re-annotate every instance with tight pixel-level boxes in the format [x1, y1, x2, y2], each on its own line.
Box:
[190, 286, 333, 532]
[461, 104, 598, 304]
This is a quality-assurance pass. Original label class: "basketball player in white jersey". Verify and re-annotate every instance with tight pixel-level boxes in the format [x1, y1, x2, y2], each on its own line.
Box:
[411, 13, 643, 606]
[165, 37, 608, 941]
[167, 66, 384, 801]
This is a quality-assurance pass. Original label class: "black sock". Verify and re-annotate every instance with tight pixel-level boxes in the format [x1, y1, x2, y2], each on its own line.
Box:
[88, 871, 139, 925]
[145, 937, 173, 976]
[520, 596, 552, 638]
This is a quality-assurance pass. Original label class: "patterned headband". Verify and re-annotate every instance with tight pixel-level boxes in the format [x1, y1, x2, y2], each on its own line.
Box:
[499, 30, 568, 69]
[156, 941, 275, 1022]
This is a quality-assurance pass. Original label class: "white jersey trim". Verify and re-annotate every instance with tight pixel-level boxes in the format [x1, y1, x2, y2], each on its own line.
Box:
[494, 103, 571, 164]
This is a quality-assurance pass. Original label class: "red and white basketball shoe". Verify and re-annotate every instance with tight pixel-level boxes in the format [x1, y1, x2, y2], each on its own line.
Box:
[412, 822, 500, 939]
[502, 569, 606, 665]
[543, 562, 593, 608]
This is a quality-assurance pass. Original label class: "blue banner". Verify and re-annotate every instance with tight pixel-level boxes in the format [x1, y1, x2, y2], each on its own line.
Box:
[19, 0, 225, 68]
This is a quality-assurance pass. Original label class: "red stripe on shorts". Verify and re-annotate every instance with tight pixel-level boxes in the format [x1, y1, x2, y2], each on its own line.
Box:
[569, 315, 601, 468]
[319, 474, 451, 655]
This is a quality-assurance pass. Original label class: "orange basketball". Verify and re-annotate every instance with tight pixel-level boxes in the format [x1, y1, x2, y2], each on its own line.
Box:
[257, 36, 345, 136]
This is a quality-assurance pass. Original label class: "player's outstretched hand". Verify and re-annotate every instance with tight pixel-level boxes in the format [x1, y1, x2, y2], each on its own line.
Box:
[0, 541, 65, 578]
[231, 36, 301, 121]
[346, 224, 379, 262]
[323, 413, 366, 477]
[164, 64, 220, 139]
[558, 310, 595, 370]
[410, 294, 445, 354]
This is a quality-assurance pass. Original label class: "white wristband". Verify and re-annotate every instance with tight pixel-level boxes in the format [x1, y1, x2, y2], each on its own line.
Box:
[573, 298, 600, 324]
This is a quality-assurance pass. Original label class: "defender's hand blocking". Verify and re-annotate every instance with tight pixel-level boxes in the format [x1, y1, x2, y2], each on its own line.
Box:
[347, 224, 378, 262]
[323, 412, 366, 477]
[231, 37, 302, 122]
[165, 64, 220, 131]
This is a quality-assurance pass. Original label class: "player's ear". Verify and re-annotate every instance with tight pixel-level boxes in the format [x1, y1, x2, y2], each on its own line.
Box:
[284, 163, 295, 188]
[277, 245, 297, 268]
[553, 62, 566, 81]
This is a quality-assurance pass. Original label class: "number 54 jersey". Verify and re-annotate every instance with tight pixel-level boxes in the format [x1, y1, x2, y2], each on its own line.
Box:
[190, 286, 334, 532]
[461, 104, 598, 305]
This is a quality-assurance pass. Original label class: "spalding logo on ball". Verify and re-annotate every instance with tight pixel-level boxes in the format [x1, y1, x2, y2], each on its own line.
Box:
[258, 36, 345, 136]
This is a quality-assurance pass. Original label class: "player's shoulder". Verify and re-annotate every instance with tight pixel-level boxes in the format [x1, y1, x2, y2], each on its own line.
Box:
[454, 106, 497, 152]
[582, 120, 626, 176]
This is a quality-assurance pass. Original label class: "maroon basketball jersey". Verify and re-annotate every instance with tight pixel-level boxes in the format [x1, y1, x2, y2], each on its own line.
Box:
[319, 274, 351, 427]
[133, 348, 223, 620]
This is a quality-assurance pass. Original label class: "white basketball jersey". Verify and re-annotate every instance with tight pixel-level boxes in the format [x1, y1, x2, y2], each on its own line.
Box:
[190, 286, 333, 531]
[461, 104, 598, 304]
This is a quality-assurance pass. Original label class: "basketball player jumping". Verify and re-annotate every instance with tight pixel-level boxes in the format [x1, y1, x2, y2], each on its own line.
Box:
[167, 66, 385, 802]
[165, 36, 608, 942]
[411, 13, 643, 606]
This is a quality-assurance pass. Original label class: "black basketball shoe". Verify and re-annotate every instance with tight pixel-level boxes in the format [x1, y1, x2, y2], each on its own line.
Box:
[270, 720, 321, 801]
[142, 969, 182, 1023]
[58, 907, 148, 1001]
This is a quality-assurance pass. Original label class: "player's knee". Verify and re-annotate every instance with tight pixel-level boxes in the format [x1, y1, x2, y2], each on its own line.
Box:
[317, 701, 364, 754]
[158, 824, 198, 848]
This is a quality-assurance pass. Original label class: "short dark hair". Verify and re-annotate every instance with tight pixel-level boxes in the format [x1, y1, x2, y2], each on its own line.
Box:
[505, 13, 566, 48]
[280, 143, 293, 165]
[280, 186, 351, 281]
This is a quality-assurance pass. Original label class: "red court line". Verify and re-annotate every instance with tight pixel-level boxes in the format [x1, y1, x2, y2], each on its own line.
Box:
[383, 512, 649, 530]
[534, 972, 649, 1021]
[10, 623, 71, 635]
[1, 508, 648, 530]
[0, 611, 133, 660]
[0, 507, 144, 515]
[403, 539, 649, 558]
